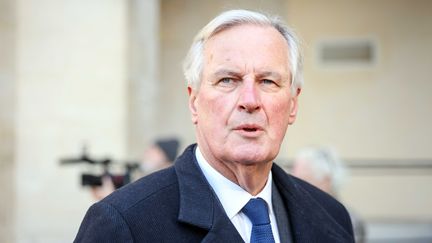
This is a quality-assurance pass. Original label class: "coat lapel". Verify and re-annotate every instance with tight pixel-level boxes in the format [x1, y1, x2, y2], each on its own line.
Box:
[173, 145, 352, 242]
[272, 164, 353, 243]
[174, 145, 244, 242]
[200, 204, 244, 243]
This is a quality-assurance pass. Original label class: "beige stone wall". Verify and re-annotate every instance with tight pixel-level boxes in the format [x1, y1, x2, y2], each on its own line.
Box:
[284, 0, 432, 221]
[284, 0, 432, 159]
[13, 0, 128, 242]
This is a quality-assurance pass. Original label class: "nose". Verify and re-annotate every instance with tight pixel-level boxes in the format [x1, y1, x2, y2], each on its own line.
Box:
[238, 79, 261, 113]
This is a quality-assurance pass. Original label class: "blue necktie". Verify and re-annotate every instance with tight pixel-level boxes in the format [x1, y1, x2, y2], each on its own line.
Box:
[242, 198, 276, 243]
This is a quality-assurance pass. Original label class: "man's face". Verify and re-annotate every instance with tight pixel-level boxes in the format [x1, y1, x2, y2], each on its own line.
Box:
[188, 24, 300, 166]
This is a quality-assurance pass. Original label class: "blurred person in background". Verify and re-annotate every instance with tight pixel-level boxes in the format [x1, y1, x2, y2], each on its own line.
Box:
[138, 138, 180, 175]
[292, 146, 366, 243]
[90, 137, 180, 200]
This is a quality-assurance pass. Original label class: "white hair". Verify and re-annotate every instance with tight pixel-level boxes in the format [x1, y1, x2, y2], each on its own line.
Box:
[183, 9, 303, 93]
[295, 146, 348, 194]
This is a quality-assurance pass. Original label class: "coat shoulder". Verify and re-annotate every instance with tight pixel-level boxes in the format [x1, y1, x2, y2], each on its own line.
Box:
[74, 166, 183, 243]
[102, 166, 179, 213]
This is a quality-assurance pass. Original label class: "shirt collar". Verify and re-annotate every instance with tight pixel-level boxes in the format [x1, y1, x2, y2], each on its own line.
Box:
[195, 146, 274, 219]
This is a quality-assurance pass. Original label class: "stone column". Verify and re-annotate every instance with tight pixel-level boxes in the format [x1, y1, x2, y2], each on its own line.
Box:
[128, 0, 160, 158]
[0, 0, 15, 242]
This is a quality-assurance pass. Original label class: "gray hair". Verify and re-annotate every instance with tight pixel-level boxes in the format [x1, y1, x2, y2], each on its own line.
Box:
[295, 146, 348, 194]
[183, 9, 303, 93]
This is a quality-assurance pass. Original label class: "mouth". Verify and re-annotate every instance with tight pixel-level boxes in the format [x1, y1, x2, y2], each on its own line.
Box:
[234, 124, 263, 133]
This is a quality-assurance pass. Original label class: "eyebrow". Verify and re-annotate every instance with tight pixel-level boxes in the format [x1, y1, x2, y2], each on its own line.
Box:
[212, 69, 283, 80]
[213, 69, 242, 78]
[256, 71, 283, 81]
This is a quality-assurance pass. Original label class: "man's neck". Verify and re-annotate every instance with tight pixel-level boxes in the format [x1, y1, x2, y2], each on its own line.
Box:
[197, 146, 273, 195]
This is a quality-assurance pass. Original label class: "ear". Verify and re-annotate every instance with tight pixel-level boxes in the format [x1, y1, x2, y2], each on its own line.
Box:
[288, 88, 301, 125]
[188, 86, 198, 124]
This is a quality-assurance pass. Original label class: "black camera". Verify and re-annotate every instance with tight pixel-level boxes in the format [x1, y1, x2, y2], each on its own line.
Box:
[60, 146, 138, 189]
[81, 172, 132, 189]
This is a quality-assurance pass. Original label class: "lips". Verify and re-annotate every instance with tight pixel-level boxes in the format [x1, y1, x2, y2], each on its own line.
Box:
[234, 124, 264, 132]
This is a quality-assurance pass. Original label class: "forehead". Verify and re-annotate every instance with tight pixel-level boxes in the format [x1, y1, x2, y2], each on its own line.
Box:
[203, 24, 290, 72]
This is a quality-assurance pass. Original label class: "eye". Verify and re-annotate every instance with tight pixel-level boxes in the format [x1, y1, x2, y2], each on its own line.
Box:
[261, 79, 277, 85]
[260, 78, 282, 92]
[219, 77, 233, 84]
[216, 77, 237, 87]
[215, 77, 238, 91]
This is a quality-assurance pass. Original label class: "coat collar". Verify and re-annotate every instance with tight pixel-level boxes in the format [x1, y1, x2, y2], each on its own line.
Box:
[174, 144, 244, 242]
[272, 164, 354, 243]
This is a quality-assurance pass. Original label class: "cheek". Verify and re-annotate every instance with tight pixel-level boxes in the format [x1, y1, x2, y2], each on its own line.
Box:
[197, 94, 230, 125]
[267, 98, 291, 129]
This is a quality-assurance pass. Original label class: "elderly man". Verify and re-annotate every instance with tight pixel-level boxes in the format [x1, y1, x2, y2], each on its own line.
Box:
[75, 9, 354, 243]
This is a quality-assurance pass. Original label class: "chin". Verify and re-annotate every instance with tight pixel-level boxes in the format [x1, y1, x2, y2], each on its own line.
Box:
[230, 150, 274, 165]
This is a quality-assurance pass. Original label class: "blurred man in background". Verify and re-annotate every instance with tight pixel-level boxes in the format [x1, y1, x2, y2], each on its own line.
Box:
[292, 146, 366, 243]
[138, 138, 180, 175]
[90, 138, 180, 200]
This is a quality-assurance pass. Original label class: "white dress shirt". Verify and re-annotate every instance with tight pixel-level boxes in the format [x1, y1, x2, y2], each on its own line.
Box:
[195, 146, 280, 243]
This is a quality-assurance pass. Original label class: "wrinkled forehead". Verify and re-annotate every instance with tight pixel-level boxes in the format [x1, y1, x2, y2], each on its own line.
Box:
[202, 24, 291, 74]
[203, 23, 290, 61]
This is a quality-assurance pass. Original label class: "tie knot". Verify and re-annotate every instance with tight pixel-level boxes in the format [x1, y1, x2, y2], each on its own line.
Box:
[242, 198, 271, 226]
